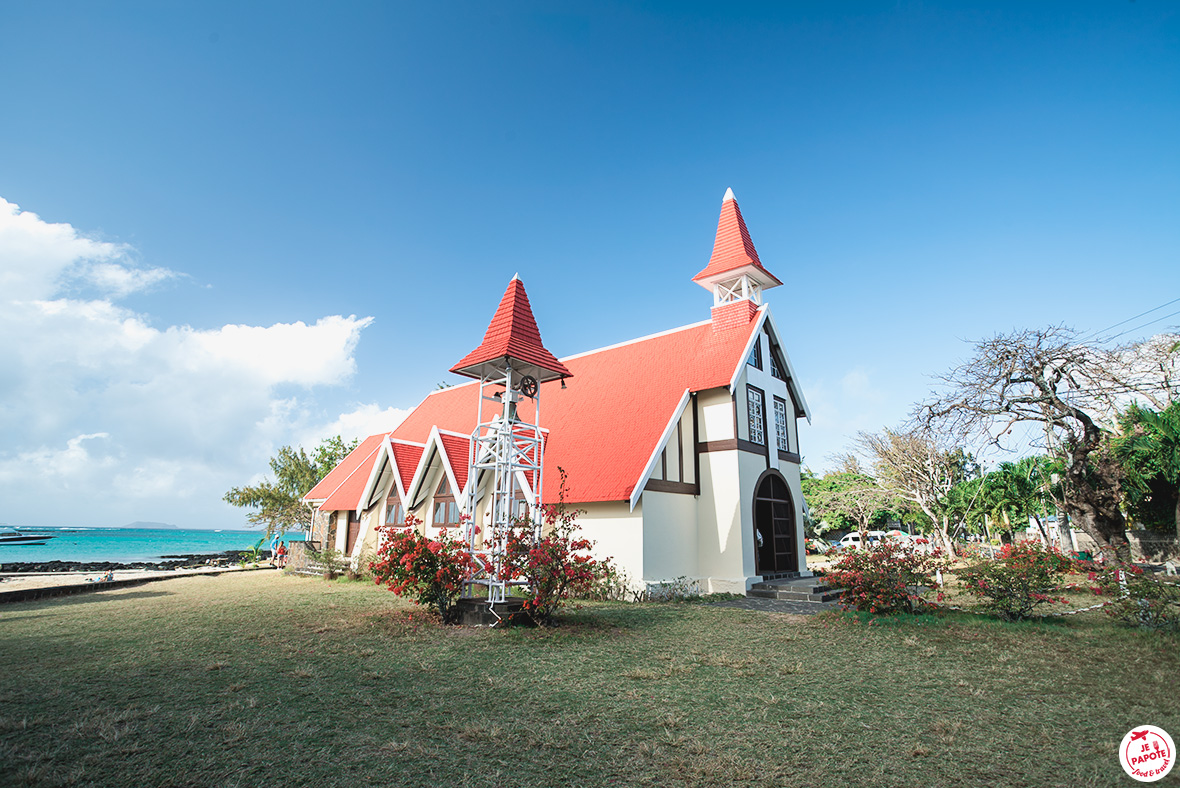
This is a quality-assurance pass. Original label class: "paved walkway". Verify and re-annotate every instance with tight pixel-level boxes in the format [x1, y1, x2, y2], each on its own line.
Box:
[710, 597, 838, 615]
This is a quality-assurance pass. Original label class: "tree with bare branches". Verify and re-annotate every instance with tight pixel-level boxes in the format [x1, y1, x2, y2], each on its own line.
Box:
[918, 327, 1178, 562]
[856, 427, 975, 557]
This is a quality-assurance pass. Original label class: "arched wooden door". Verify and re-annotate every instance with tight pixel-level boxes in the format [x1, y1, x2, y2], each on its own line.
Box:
[753, 472, 797, 575]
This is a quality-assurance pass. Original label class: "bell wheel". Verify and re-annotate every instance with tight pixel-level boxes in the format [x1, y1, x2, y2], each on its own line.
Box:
[518, 375, 539, 398]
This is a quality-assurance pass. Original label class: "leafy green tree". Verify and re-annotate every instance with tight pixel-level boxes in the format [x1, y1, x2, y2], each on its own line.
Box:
[1114, 401, 1180, 538]
[224, 436, 358, 536]
[801, 457, 893, 544]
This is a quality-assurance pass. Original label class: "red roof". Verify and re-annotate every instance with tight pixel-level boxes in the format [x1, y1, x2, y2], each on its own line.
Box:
[450, 277, 572, 382]
[692, 190, 783, 287]
[304, 434, 387, 509]
[438, 432, 472, 493]
[389, 440, 425, 496]
[391, 307, 764, 504]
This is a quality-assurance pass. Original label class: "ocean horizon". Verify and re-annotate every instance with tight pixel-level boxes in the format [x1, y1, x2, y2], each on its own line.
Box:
[0, 526, 300, 565]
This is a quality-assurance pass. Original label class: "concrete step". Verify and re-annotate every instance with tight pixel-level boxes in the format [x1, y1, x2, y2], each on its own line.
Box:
[747, 576, 844, 603]
[746, 587, 844, 603]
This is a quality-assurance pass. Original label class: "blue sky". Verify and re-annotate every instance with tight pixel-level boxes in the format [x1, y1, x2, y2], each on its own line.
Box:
[1, 1, 1177, 529]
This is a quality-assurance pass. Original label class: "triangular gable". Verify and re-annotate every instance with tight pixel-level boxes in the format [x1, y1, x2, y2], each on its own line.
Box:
[319, 435, 388, 512]
[402, 427, 470, 513]
[304, 434, 387, 506]
[628, 389, 691, 511]
[356, 436, 426, 515]
[726, 305, 811, 422]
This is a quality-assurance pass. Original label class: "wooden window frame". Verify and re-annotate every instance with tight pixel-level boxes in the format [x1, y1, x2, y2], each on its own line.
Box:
[747, 385, 766, 446]
[773, 396, 789, 452]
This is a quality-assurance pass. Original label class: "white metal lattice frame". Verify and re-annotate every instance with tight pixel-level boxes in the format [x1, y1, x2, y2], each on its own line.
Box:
[462, 362, 545, 605]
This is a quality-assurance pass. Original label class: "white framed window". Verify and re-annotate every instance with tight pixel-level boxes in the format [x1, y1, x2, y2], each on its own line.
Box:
[774, 397, 789, 452]
[747, 338, 763, 370]
[747, 386, 765, 446]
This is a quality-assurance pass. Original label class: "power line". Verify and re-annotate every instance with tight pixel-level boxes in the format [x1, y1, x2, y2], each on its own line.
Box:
[1082, 296, 1180, 343]
[1100, 308, 1180, 344]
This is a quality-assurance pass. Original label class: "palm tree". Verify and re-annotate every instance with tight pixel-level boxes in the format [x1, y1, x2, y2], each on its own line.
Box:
[1115, 402, 1180, 539]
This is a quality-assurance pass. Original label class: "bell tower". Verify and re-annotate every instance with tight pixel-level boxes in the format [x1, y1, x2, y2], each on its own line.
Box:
[692, 188, 781, 328]
[449, 274, 571, 621]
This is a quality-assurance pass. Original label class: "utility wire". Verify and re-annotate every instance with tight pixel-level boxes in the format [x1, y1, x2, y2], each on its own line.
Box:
[1098, 308, 1180, 344]
[1081, 296, 1180, 343]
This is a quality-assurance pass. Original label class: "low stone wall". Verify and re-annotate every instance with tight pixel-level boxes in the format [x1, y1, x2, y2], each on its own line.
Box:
[285, 540, 320, 572]
[1127, 530, 1179, 562]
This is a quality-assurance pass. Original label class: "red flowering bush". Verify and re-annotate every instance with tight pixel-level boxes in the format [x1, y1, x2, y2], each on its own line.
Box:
[369, 516, 480, 623]
[826, 541, 951, 615]
[1095, 563, 1180, 630]
[958, 541, 1074, 621]
[503, 468, 605, 625]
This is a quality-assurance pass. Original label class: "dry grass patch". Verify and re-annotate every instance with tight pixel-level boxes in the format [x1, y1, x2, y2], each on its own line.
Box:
[0, 571, 1176, 787]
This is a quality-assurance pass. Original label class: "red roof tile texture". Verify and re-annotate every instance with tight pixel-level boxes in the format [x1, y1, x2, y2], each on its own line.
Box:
[390, 441, 424, 496]
[438, 432, 472, 492]
[316, 434, 388, 511]
[391, 308, 762, 504]
[692, 194, 783, 287]
[450, 277, 572, 381]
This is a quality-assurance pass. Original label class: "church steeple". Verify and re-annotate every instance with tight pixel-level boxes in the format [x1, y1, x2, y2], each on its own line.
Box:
[692, 188, 782, 310]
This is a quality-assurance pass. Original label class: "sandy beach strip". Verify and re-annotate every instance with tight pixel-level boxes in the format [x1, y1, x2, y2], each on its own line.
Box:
[0, 564, 278, 595]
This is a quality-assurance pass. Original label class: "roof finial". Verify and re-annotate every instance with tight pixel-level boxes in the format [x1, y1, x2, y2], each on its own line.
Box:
[723, 187, 736, 202]
[511, 272, 520, 281]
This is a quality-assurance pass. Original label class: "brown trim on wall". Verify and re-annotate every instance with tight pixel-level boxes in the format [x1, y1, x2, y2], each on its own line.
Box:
[677, 419, 684, 483]
[778, 450, 802, 464]
[740, 438, 765, 457]
[643, 479, 698, 495]
[691, 393, 701, 494]
[698, 438, 766, 456]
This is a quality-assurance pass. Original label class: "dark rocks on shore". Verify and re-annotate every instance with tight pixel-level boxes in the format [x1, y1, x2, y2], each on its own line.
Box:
[0, 550, 255, 574]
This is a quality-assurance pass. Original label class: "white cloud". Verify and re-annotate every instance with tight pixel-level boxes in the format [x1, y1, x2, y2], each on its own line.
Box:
[301, 403, 412, 449]
[0, 197, 173, 300]
[0, 197, 378, 528]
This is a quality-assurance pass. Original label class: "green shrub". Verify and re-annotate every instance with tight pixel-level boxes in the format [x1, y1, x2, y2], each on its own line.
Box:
[958, 541, 1074, 621]
[826, 541, 951, 615]
[1095, 564, 1180, 631]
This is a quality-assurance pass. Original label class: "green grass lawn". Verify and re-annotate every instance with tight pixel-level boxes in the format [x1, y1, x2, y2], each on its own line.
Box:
[1, 572, 1176, 788]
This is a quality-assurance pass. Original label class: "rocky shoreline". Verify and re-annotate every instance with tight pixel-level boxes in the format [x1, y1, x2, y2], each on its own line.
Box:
[0, 550, 255, 574]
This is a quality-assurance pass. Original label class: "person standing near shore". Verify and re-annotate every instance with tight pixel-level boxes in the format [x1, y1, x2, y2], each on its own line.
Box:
[276, 541, 287, 568]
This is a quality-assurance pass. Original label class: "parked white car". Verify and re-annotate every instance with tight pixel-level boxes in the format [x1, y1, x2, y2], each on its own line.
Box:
[837, 531, 886, 549]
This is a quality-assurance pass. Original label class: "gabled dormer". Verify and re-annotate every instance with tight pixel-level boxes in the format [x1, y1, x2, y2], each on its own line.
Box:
[693, 188, 783, 329]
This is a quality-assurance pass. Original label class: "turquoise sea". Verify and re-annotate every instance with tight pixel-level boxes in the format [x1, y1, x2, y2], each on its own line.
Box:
[0, 527, 289, 565]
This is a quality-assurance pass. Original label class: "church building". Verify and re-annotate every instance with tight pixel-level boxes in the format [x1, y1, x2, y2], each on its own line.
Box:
[304, 189, 811, 594]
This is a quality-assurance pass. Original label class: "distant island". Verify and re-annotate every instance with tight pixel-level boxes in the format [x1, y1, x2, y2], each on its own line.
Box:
[121, 521, 180, 530]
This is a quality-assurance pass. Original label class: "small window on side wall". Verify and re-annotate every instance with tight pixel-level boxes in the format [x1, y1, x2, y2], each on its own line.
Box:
[747, 337, 763, 370]
[747, 386, 765, 446]
[432, 476, 461, 528]
[773, 397, 789, 452]
[385, 498, 405, 527]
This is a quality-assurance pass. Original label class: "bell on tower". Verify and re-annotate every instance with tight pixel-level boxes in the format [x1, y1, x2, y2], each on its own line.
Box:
[692, 188, 782, 328]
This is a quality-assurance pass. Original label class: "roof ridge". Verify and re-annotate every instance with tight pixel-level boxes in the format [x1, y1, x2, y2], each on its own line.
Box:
[559, 317, 714, 362]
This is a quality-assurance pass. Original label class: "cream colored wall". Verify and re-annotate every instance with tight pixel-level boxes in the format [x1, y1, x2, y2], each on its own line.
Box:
[576, 500, 645, 592]
[697, 388, 735, 443]
[640, 491, 698, 581]
[694, 449, 748, 593]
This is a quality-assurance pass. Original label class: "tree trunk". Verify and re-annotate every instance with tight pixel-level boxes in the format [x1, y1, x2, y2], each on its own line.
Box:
[1174, 490, 1180, 542]
[1031, 513, 1050, 547]
[939, 515, 956, 559]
